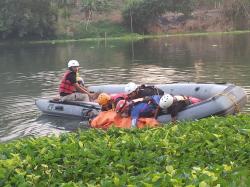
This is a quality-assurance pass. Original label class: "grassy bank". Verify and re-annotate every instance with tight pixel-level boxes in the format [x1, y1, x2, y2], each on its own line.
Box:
[1, 28, 250, 46]
[0, 114, 249, 186]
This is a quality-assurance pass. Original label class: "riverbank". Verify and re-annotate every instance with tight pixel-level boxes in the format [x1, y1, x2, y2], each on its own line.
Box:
[1, 30, 250, 46]
[1, 114, 249, 186]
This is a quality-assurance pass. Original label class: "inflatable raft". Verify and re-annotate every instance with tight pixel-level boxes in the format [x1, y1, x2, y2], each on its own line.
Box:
[35, 83, 247, 122]
[35, 99, 101, 119]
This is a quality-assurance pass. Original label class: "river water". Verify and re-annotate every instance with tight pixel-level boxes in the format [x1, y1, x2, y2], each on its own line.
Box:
[0, 33, 250, 142]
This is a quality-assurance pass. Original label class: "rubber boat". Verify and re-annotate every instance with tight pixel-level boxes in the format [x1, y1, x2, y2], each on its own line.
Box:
[35, 99, 101, 119]
[35, 83, 247, 123]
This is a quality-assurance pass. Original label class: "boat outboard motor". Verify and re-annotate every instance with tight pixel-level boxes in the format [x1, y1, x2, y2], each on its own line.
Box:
[81, 108, 99, 121]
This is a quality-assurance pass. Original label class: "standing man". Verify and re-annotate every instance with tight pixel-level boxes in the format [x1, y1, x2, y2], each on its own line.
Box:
[59, 60, 94, 102]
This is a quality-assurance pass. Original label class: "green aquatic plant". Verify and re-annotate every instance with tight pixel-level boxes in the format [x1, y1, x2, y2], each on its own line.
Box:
[0, 114, 249, 186]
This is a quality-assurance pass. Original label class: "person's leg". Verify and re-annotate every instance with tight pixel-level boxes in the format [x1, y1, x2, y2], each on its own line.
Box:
[75, 93, 90, 102]
[61, 93, 77, 102]
[61, 93, 90, 102]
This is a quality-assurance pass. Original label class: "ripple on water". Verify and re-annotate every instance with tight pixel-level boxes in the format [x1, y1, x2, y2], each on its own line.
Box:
[0, 94, 84, 142]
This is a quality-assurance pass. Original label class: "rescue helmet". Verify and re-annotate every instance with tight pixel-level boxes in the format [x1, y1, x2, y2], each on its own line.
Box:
[159, 94, 174, 109]
[68, 60, 79, 68]
[124, 82, 138, 94]
[96, 93, 111, 106]
[115, 100, 129, 113]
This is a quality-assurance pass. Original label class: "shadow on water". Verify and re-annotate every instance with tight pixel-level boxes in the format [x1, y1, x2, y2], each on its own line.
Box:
[35, 114, 88, 131]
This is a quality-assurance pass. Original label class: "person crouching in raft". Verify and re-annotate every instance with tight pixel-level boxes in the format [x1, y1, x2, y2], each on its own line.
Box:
[115, 95, 161, 128]
[158, 94, 202, 123]
[96, 92, 127, 111]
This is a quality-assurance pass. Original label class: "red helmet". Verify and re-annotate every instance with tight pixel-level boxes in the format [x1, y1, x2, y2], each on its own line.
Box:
[115, 100, 129, 113]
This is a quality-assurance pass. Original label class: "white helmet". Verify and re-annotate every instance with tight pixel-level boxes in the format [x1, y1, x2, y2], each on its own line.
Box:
[68, 60, 79, 68]
[125, 82, 138, 94]
[159, 94, 174, 109]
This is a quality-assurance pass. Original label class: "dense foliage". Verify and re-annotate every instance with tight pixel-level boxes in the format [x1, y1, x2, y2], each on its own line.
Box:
[81, 0, 113, 14]
[1, 0, 250, 40]
[122, 0, 195, 33]
[221, 0, 250, 29]
[0, 114, 249, 186]
[0, 0, 57, 39]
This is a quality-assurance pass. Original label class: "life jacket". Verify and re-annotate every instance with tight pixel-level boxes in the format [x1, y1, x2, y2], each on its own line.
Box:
[100, 93, 127, 111]
[59, 70, 76, 95]
[188, 96, 201, 104]
[132, 85, 164, 99]
[111, 93, 128, 105]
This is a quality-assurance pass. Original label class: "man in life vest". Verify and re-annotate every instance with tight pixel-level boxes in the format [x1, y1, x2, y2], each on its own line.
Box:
[125, 82, 164, 100]
[158, 94, 201, 122]
[96, 92, 127, 111]
[59, 60, 95, 102]
[115, 95, 161, 128]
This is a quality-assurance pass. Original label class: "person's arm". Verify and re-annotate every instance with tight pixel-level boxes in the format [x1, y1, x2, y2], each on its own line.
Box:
[74, 83, 91, 95]
[154, 106, 160, 119]
[170, 102, 185, 123]
[74, 83, 98, 100]
[171, 115, 177, 123]
[131, 107, 140, 128]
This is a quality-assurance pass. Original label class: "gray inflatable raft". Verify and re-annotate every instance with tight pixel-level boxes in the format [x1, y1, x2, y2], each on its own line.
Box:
[35, 83, 247, 122]
[35, 99, 101, 119]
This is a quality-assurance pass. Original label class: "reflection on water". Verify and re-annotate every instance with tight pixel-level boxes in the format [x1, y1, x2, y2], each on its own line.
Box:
[0, 33, 250, 142]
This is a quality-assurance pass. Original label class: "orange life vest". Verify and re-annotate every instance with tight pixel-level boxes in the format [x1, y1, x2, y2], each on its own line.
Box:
[59, 70, 76, 94]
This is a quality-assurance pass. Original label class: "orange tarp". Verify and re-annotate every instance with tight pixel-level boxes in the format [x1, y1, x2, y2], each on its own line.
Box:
[90, 110, 159, 129]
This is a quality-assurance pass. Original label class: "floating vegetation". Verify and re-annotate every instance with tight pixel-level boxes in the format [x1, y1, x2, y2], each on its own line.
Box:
[0, 114, 249, 186]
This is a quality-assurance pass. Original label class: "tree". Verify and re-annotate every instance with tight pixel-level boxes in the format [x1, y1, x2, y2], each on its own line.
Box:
[0, 0, 57, 39]
[80, 0, 112, 30]
[222, 0, 250, 29]
[122, 0, 195, 33]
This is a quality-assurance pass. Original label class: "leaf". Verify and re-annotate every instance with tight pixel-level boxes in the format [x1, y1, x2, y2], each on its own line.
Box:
[79, 141, 83, 148]
[239, 128, 250, 136]
[223, 164, 232, 172]
[152, 175, 161, 182]
[41, 164, 48, 168]
[141, 182, 153, 187]
[166, 165, 174, 173]
[199, 181, 209, 187]
[114, 176, 119, 186]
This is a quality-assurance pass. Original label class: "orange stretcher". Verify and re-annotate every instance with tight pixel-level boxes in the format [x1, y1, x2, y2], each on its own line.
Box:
[90, 110, 159, 129]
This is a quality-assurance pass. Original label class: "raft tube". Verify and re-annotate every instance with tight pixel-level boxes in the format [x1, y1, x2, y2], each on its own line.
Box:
[35, 99, 101, 119]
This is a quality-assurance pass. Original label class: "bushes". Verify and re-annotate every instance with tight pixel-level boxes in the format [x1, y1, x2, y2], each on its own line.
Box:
[72, 20, 129, 39]
[0, 114, 249, 186]
[122, 0, 195, 33]
[222, 0, 250, 30]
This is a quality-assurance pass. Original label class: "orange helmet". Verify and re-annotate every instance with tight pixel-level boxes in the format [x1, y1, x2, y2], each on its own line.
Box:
[96, 93, 111, 106]
[115, 100, 129, 113]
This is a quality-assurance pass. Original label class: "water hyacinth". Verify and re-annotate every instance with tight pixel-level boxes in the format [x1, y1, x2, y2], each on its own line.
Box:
[0, 114, 249, 186]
